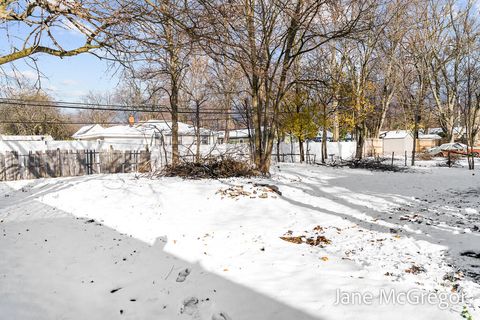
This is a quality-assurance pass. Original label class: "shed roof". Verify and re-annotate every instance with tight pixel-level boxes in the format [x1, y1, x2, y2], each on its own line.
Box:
[380, 130, 412, 139]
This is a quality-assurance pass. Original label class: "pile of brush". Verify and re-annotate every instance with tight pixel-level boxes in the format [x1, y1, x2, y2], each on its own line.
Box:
[160, 157, 258, 179]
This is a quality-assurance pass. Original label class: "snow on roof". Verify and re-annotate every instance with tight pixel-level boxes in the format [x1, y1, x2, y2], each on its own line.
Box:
[427, 128, 443, 135]
[380, 130, 412, 139]
[138, 120, 213, 135]
[72, 120, 214, 140]
[418, 133, 442, 140]
[380, 131, 442, 140]
[100, 125, 145, 137]
[72, 124, 104, 139]
[218, 129, 252, 139]
[427, 127, 465, 135]
[0, 135, 53, 141]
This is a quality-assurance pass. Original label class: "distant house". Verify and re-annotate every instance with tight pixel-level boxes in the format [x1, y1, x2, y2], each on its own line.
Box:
[71, 125, 103, 140]
[379, 130, 441, 156]
[217, 129, 252, 144]
[427, 127, 465, 140]
[72, 120, 218, 148]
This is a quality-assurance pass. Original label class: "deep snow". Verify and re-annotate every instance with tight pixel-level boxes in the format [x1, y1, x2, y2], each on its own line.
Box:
[0, 163, 479, 319]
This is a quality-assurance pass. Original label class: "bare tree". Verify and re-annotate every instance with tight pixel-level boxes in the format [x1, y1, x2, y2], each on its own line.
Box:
[370, 0, 408, 138]
[0, 0, 136, 65]
[77, 91, 119, 125]
[422, 0, 465, 143]
[457, 0, 480, 169]
[117, 0, 194, 165]
[0, 89, 74, 139]
[191, 0, 374, 173]
[184, 54, 210, 161]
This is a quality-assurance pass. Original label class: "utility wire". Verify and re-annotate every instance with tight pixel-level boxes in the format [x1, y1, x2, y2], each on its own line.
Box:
[0, 119, 249, 125]
[0, 98, 297, 114]
[0, 98, 249, 114]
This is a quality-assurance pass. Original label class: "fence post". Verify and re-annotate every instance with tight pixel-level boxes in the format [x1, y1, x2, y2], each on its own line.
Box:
[405, 150, 407, 166]
[57, 149, 62, 177]
[448, 151, 451, 168]
[391, 152, 394, 167]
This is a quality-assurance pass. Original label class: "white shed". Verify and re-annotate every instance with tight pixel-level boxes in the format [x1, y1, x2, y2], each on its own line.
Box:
[380, 130, 414, 156]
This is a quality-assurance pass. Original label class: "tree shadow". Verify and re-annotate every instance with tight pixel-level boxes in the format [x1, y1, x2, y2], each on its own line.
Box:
[0, 186, 322, 320]
[273, 166, 480, 285]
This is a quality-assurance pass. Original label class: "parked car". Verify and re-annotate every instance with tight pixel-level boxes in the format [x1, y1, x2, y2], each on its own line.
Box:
[427, 142, 480, 157]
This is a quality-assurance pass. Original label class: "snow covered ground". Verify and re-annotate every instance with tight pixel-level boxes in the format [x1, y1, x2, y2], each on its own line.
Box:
[0, 163, 479, 319]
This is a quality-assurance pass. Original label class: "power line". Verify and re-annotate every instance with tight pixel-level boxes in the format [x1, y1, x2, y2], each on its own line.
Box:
[0, 119, 250, 125]
[0, 120, 136, 125]
[0, 98, 250, 115]
[0, 98, 297, 115]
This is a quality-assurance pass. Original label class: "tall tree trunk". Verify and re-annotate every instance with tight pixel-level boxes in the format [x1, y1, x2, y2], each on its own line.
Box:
[195, 102, 200, 162]
[355, 123, 365, 159]
[171, 82, 179, 165]
[298, 138, 304, 163]
[276, 130, 281, 162]
[322, 126, 328, 163]
[332, 105, 339, 142]
[411, 112, 419, 166]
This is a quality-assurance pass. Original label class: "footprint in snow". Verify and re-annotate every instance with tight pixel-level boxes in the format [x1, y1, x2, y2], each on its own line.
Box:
[180, 297, 198, 316]
[212, 312, 231, 320]
[176, 268, 191, 282]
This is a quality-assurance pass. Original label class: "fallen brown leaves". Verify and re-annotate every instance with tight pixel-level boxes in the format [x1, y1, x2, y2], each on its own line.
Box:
[306, 236, 331, 246]
[279, 236, 303, 244]
[216, 184, 279, 200]
[405, 264, 426, 275]
[280, 225, 332, 248]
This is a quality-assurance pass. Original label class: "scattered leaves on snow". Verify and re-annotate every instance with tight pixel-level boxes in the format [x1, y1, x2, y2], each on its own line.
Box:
[215, 184, 279, 200]
[405, 264, 426, 275]
[280, 226, 332, 247]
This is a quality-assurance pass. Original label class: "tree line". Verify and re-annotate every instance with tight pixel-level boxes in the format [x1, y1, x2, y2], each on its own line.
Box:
[1, 0, 480, 172]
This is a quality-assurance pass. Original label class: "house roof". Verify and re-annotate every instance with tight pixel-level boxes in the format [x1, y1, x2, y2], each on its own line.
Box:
[380, 130, 442, 140]
[217, 129, 252, 139]
[380, 130, 412, 139]
[139, 120, 211, 135]
[418, 133, 442, 140]
[72, 124, 104, 139]
[72, 120, 213, 140]
[427, 127, 465, 135]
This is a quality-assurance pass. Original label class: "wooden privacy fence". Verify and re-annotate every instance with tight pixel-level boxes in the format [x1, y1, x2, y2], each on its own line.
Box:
[0, 149, 150, 181]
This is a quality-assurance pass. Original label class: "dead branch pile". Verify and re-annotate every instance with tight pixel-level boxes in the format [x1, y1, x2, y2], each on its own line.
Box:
[327, 158, 409, 172]
[160, 158, 258, 179]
